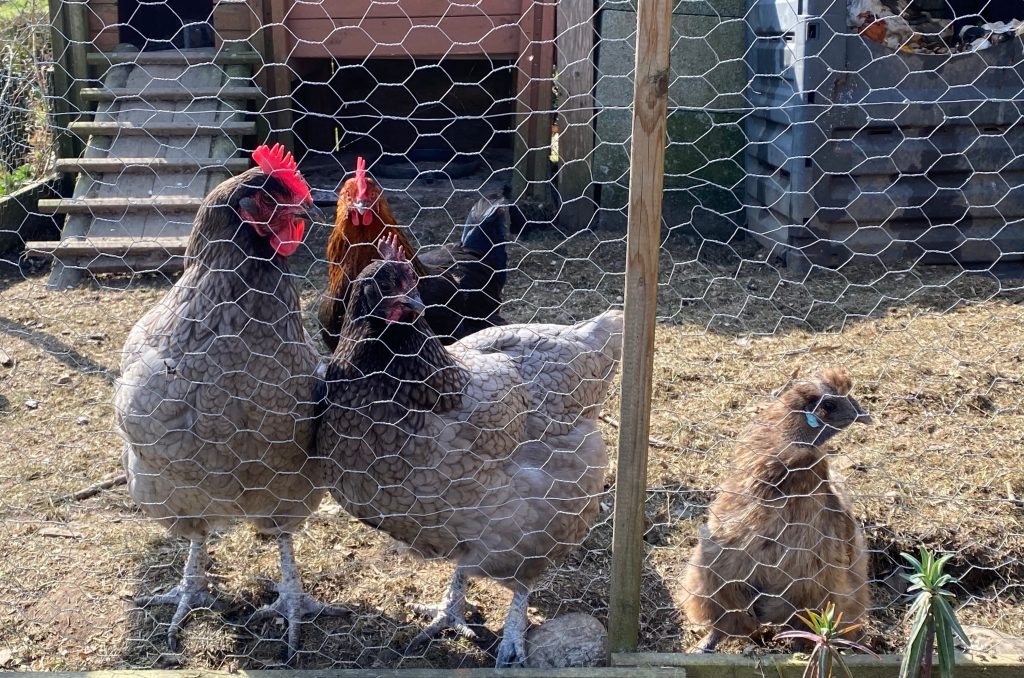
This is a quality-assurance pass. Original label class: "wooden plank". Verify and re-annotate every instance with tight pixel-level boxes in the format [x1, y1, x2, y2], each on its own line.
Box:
[12, 669, 687, 678]
[286, 0, 522, 20]
[607, 0, 672, 655]
[46, 0, 77, 162]
[512, 0, 556, 202]
[556, 0, 597, 231]
[39, 197, 204, 214]
[86, 50, 264, 66]
[69, 121, 257, 136]
[56, 157, 249, 173]
[614, 653, 1024, 678]
[286, 16, 522, 59]
[261, 0, 294, 150]
[80, 87, 263, 102]
[64, 0, 91, 114]
[25, 236, 190, 257]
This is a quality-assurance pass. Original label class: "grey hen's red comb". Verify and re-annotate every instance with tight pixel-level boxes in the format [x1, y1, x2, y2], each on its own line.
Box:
[253, 143, 312, 204]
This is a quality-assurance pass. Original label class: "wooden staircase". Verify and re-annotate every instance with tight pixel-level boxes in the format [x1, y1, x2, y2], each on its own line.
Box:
[26, 48, 263, 288]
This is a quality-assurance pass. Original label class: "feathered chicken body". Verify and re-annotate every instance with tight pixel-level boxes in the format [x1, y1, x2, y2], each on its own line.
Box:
[318, 157, 508, 351]
[317, 236, 622, 666]
[114, 144, 343, 657]
[682, 368, 872, 652]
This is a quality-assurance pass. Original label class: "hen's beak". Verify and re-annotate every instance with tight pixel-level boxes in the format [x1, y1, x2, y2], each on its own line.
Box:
[353, 199, 369, 215]
[850, 396, 872, 426]
[399, 295, 426, 319]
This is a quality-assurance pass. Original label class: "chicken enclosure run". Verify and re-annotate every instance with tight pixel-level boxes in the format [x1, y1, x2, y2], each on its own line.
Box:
[1, 0, 1024, 673]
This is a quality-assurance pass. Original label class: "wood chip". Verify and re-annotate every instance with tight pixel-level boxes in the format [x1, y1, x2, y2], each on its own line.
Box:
[39, 527, 83, 539]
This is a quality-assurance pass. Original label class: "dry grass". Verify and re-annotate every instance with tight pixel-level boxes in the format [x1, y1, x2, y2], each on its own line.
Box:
[1, 178, 1023, 668]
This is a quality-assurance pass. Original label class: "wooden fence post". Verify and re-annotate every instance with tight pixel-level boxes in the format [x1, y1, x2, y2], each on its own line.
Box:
[607, 0, 673, 654]
[555, 0, 596, 231]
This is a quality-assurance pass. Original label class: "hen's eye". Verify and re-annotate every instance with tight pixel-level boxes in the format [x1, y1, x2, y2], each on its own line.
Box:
[822, 400, 836, 413]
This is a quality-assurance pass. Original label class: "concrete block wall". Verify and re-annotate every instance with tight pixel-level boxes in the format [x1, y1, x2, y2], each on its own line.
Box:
[593, 0, 748, 239]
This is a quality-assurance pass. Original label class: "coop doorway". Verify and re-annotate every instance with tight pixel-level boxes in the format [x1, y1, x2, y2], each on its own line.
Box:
[118, 0, 214, 50]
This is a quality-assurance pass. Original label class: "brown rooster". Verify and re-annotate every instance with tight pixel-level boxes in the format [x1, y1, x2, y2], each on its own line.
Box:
[317, 156, 508, 351]
[682, 368, 872, 652]
[114, 144, 345, 658]
[316, 235, 622, 666]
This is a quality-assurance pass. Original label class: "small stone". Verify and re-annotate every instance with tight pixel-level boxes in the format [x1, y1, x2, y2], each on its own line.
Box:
[0, 349, 12, 367]
[76, 416, 89, 426]
[25, 400, 39, 410]
[57, 375, 73, 385]
[525, 613, 608, 669]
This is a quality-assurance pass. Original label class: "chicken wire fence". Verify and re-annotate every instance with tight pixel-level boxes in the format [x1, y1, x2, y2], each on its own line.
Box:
[0, 0, 1022, 672]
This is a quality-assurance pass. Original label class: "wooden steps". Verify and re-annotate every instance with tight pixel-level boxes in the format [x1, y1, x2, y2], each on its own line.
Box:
[69, 121, 257, 136]
[36, 50, 260, 288]
[55, 157, 250, 173]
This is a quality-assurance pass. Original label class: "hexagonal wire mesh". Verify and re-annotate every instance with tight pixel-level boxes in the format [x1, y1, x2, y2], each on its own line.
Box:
[0, 0, 1022, 671]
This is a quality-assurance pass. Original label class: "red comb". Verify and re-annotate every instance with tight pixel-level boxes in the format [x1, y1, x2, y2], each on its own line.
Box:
[252, 143, 312, 203]
[355, 156, 369, 201]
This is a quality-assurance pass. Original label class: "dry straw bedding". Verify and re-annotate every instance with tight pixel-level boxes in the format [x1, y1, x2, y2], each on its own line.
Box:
[1, 197, 1023, 669]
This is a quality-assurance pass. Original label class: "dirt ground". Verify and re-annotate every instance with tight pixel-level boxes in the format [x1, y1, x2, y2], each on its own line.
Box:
[1, 161, 1023, 669]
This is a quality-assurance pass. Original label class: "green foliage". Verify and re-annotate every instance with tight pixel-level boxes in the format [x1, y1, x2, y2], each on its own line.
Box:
[0, 163, 33, 196]
[899, 548, 971, 678]
[776, 602, 879, 678]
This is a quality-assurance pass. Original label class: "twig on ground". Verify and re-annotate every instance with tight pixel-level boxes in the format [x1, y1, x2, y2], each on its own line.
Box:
[69, 473, 127, 501]
[599, 413, 684, 452]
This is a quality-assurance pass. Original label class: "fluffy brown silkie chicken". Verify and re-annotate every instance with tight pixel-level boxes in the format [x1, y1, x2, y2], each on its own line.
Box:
[682, 368, 872, 652]
[316, 234, 622, 666]
[317, 156, 508, 351]
[114, 144, 345, 658]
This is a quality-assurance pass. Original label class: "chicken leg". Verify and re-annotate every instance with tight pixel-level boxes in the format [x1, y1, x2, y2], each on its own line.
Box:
[249, 534, 349, 661]
[134, 539, 217, 652]
[405, 567, 478, 653]
[495, 587, 530, 667]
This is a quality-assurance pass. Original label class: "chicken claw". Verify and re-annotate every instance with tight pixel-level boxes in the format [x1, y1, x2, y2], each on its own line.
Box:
[134, 540, 216, 652]
[248, 535, 349, 661]
[495, 589, 530, 667]
[405, 568, 477, 654]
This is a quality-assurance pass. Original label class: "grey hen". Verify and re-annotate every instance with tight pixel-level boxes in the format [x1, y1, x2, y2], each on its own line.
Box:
[114, 144, 344, 658]
[317, 234, 623, 666]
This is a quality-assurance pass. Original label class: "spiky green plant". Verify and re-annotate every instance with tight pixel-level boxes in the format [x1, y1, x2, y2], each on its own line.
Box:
[898, 548, 970, 678]
[776, 602, 879, 678]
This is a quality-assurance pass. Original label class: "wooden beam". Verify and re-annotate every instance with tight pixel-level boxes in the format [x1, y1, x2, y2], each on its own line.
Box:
[86, 50, 264, 66]
[64, 0, 91, 120]
[80, 87, 263, 102]
[260, 0, 294, 150]
[55, 157, 250, 173]
[46, 0, 76, 162]
[512, 0, 556, 204]
[69, 121, 257, 136]
[25, 236, 190, 257]
[555, 0, 597, 231]
[39, 197, 204, 214]
[607, 0, 672, 655]
[614, 653, 1024, 678]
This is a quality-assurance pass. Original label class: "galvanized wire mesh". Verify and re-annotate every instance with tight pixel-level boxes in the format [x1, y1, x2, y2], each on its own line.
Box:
[0, 0, 1023, 672]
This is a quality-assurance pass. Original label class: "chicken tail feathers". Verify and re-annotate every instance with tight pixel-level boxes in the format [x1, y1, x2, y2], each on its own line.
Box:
[461, 195, 510, 283]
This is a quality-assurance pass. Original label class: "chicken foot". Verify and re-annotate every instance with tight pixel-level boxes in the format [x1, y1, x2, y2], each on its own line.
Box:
[134, 539, 217, 652]
[405, 568, 478, 654]
[249, 534, 349, 661]
[495, 587, 530, 667]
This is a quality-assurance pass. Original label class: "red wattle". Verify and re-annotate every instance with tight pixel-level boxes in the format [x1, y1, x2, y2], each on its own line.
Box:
[270, 218, 305, 257]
